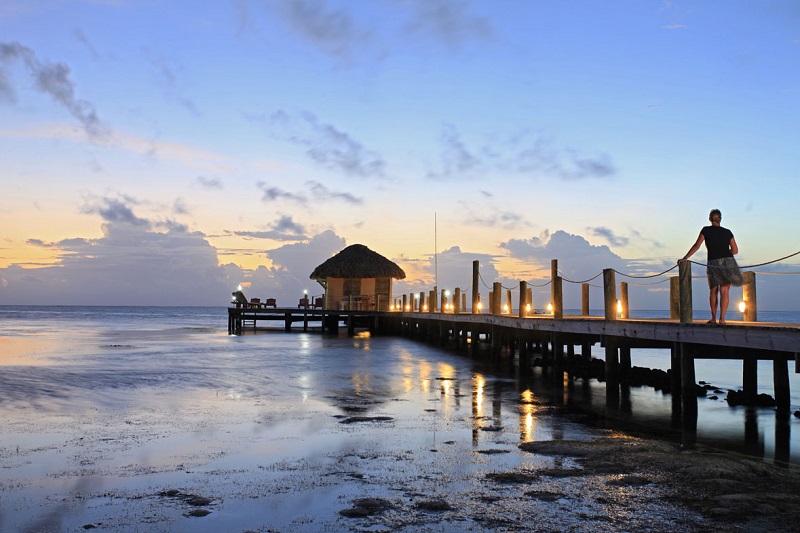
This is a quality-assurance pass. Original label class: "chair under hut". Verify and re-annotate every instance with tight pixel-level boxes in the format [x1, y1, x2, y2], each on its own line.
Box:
[310, 244, 406, 311]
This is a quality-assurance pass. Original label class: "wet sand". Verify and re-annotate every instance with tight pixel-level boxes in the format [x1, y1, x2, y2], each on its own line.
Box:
[3, 328, 800, 532]
[4, 382, 800, 532]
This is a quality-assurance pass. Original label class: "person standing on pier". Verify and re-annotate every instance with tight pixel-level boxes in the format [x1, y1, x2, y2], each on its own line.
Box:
[679, 209, 743, 324]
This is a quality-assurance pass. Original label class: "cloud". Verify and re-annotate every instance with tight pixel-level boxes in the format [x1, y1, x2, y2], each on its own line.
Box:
[0, 202, 231, 306]
[0, 41, 107, 138]
[74, 28, 100, 60]
[81, 196, 150, 227]
[501, 230, 628, 282]
[588, 226, 629, 248]
[427, 125, 615, 181]
[306, 180, 363, 204]
[256, 182, 308, 204]
[233, 215, 308, 242]
[269, 110, 387, 178]
[275, 0, 372, 61]
[144, 48, 199, 115]
[404, 0, 493, 49]
[196, 176, 223, 189]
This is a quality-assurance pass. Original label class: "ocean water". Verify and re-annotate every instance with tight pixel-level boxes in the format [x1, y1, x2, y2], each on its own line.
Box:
[0, 305, 798, 530]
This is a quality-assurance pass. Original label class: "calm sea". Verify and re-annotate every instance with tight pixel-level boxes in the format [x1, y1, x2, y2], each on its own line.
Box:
[1, 305, 799, 470]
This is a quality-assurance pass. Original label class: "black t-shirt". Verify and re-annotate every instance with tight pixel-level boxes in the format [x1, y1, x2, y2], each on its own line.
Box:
[701, 225, 734, 261]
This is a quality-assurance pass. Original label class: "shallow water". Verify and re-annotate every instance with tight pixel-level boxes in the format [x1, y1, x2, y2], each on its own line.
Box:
[0, 306, 797, 531]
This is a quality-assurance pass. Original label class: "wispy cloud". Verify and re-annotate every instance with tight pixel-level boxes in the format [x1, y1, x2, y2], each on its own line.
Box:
[256, 182, 308, 204]
[588, 226, 629, 248]
[269, 110, 387, 178]
[427, 125, 616, 181]
[233, 215, 308, 242]
[0, 41, 108, 138]
[404, 0, 493, 50]
[196, 176, 223, 189]
[306, 180, 363, 204]
[277, 0, 372, 61]
[144, 48, 199, 116]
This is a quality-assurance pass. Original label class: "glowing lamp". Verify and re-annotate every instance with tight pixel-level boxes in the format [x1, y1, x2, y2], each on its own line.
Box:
[405, 305, 410, 311]
[617, 299, 623, 314]
[547, 303, 553, 313]
[526, 303, 531, 312]
[502, 304, 508, 313]
[477, 302, 483, 311]
[739, 301, 746, 313]
[423, 304, 428, 312]
[237, 284, 243, 292]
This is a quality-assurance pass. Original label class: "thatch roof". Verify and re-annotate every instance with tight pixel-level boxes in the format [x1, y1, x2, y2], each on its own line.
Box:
[310, 244, 406, 280]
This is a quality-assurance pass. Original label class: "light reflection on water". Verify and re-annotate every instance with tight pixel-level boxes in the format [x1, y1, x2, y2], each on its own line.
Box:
[0, 306, 799, 530]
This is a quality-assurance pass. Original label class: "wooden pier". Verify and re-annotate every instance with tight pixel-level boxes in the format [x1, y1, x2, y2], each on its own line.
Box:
[229, 255, 800, 423]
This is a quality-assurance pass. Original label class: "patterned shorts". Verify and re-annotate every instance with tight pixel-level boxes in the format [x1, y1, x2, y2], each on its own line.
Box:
[707, 257, 744, 288]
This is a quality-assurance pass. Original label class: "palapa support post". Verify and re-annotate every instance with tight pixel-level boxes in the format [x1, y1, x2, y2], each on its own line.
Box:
[742, 271, 757, 322]
[519, 281, 528, 318]
[582, 283, 589, 316]
[670, 277, 680, 320]
[679, 261, 693, 323]
[472, 260, 480, 314]
[603, 269, 617, 321]
[620, 282, 629, 319]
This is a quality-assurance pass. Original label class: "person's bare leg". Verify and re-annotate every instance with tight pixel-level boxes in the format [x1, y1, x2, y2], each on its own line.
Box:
[719, 284, 731, 324]
[709, 286, 719, 323]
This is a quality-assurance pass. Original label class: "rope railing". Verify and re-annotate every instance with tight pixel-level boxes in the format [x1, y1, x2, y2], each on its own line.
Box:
[406, 249, 797, 318]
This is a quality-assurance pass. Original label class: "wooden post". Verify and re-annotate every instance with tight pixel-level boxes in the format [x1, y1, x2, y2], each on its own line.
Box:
[441, 289, 447, 313]
[488, 291, 494, 313]
[402, 294, 407, 313]
[603, 269, 617, 321]
[582, 283, 589, 316]
[742, 271, 757, 322]
[670, 277, 679, 320]
[419, 292, 426, 313]
[743, 355, 757, 405]
[619, 281, 629, 319]
[462, 292, 467, 312]
[551, 260, 562, 318]
[774, 355, 790, 413]
[505, 289, 512, 314]
[519, 281, 528, 318]
[492, 282, 502, 316]
[472, 260, 480, 314]
[430, 288, 437, 313]
[679, 261, 693, 323]
[454, 288, 461, 314]
[527, 288, 533, 313]
[552, 276, 563, 319]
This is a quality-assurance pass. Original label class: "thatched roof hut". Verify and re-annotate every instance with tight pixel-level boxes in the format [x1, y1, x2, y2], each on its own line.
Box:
[310, 244, 406, 281]
[310, 244, 404, 311]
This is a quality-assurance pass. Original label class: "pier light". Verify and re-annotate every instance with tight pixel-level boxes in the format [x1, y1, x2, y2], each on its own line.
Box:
[405, 304, 410, 311]
[237, 284, 243, 292]
[526, 303, 531, 313]
[738, 301, 746, 314]
[503, 304, 508, 313]
[477, 302, 483, 311]
[616, 299, 623, 317]
[547, 303, 553, 314]
[423, 304, 428, 312]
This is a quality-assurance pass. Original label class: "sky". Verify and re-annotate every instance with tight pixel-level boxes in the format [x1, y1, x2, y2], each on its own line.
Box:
[1, 0, 799, 311]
